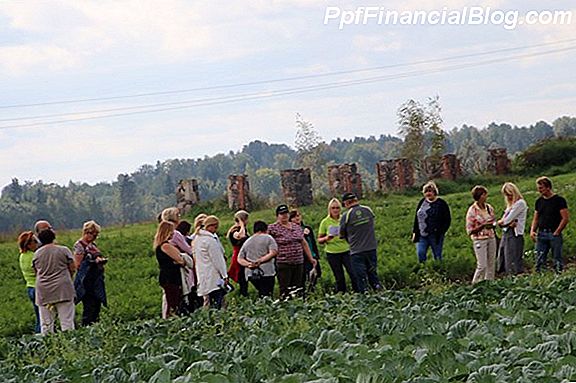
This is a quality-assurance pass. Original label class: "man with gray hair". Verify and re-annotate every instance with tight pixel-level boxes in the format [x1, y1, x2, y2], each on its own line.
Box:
[34, 220, 53, 246]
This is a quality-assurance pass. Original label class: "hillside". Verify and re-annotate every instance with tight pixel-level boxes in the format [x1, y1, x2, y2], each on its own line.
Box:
[0, 173, 575, 380]
[1, 172, 574, 337]
[1, 116, 575, 234]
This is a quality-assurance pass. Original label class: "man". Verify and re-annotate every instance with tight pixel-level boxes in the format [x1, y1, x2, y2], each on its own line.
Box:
[339, 192, 382, 292]
[34, 220, 53, 246]
[530, 176, 569, 273]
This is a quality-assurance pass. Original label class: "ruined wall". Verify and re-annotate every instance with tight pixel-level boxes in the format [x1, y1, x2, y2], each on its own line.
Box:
[328, 163, 363, 199]
[440, 154, 462, 180]
[487, 148, 510, 175]
[375, 159, 415, 192]
[176, 179, 199, 214]
[280, 168, 313, 207]
[227, 175, 251, 211]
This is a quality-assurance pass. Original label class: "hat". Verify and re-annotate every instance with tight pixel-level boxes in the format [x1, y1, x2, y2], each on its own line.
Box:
[342, 192, 357, 202]
[275, 204, 290, 215]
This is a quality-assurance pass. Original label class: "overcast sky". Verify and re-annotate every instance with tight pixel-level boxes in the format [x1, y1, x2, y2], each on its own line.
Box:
[1, 0, 575, 188]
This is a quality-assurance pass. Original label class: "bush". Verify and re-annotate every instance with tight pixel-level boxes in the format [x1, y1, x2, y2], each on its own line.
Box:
[514, 137, 576, 174]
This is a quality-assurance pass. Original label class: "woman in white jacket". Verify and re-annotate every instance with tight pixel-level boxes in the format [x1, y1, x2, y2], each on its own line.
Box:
[497, 182, 528, 275]
[193, 215, 229, 309]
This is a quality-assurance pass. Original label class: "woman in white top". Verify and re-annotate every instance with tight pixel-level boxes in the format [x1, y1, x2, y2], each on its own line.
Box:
[193, 215, 229, 309]
[497, 182, 528, 275]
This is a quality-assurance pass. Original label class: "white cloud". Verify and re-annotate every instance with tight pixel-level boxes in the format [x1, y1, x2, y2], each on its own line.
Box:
[353, 33, 402, 52]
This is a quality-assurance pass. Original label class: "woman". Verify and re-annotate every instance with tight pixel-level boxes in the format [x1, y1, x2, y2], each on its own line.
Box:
[73, 220, 107, 326]
[226, 210, 250, 297]
[237, 220, 278, 298]
[18, 231, 40, 333]
[160, 208, 195, 317]
[466, 185, 497, 284]
[175, 220, 192, 245]
[268, 204, 317, 299]
[289, 209, 321, 291]
[154, 220, 186, 318]
[318, 198, 358, 293]
[193, 215, 229, 309]
[412, 181, 451, 262]
[33, 228, 76, 334]
[497, 182, 527, 275]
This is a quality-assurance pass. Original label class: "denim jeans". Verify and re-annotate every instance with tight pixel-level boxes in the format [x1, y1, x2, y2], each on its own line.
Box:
[27, 287, 40, 334]
[416, 234, 444, 262]
[535, 231, 563, 273]
[350, 249, 381, 293]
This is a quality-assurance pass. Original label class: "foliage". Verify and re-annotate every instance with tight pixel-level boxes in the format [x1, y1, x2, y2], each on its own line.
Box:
[2, 173, 575, 339]
[2, 273, 576, 381]
[397, 96, 446, 180]
[1, 116, 575, 234]
[513, 137, 576, 175]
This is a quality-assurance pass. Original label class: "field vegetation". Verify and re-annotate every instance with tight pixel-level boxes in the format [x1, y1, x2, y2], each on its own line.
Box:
[0, 172, 575, 381]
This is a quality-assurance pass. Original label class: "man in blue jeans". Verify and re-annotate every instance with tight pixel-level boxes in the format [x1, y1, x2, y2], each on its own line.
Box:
[529, 176, 569, 273]
[339, 192, 382, 292]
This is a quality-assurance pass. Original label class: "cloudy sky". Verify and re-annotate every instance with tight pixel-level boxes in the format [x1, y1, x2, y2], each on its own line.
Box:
[1, 0, 575, 188]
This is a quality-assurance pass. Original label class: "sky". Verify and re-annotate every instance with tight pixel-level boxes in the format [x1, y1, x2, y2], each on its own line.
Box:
[1, 0, 575, 188]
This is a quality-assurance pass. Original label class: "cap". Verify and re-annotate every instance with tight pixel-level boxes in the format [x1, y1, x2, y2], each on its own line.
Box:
[341, 192, 357, 202]
[275, 204, 290, 215]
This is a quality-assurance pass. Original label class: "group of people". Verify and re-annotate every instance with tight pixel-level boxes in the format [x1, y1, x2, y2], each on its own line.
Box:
[413, 176, 569, 283]
[18, 175, 570, 330]
[17, 220, 107, 334]
[152, 191, 384, 317]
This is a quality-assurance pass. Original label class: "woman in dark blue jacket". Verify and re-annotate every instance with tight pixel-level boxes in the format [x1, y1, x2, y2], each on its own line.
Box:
[412, 181, 451, 262]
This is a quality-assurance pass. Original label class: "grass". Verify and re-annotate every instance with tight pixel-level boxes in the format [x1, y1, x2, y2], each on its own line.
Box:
[0, 173, 575, 338]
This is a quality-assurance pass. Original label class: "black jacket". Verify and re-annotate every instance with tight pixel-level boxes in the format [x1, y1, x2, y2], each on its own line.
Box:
[412, 197, 451, 242]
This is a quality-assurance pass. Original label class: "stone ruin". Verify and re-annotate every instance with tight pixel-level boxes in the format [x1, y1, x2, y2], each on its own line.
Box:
[440, 154, 462, 180]
[422, 154, 462, 181]
[176, 179, 199, 214]
[328, 163, 363, 199]
[227, 175, 251, 211]
[375, 158, 415, 192]
[280, 168, 313, 207]
[487, 148, 510, 175]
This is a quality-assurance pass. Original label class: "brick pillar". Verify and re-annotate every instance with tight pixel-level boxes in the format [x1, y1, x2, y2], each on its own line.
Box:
[440, 154, 462, 180]
[176, 179, 199, 214]
[488, 148, 510, 175]
[280, 168, 313, 207]
[227, 175, 251, 211]
[328, 163, 363, 199]
[376, 158, 414, 192]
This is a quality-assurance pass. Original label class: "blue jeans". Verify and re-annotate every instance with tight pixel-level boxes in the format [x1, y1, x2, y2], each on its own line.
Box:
[535, 231, 563, 273]
[416, 234, 444, 262]
[27, 287, 40, 334]
[351, 249, 381, 293]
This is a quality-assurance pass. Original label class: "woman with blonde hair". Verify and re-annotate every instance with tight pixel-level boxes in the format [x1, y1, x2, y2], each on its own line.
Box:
[193, 215, 229, 309]
[154, 221, 186, 318]
[226, 210, 250, 296]
[18, 231, 40, 333]
[73, 220, 108, 326]
[318, 198, 358, 293]
[497, 182, 527, 275]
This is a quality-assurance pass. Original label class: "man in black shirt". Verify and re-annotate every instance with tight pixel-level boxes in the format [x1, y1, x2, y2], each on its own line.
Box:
[529, 176, 569, 273]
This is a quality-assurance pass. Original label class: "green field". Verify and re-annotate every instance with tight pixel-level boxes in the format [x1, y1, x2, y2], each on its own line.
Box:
[0, 173, 575, 381]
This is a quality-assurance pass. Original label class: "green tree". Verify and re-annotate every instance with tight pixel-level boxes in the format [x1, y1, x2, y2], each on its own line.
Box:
[398, 96, 446, 179]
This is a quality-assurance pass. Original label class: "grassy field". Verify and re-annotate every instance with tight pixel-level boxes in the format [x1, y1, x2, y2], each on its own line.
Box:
[0, 173, 574, 340]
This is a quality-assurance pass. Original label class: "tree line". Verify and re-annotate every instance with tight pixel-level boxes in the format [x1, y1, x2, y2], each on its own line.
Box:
[1, 115, 575, 234]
